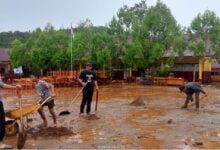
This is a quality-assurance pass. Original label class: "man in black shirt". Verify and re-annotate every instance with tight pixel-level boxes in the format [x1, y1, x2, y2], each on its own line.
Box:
[78, 63, 99, 115]
[179, 82, 207, 111]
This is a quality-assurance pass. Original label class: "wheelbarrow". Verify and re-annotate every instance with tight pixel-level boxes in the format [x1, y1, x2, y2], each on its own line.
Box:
[5, 92, 54, 149]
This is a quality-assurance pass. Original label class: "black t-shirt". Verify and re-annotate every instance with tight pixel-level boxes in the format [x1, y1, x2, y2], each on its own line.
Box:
[79, 70, 97, 88]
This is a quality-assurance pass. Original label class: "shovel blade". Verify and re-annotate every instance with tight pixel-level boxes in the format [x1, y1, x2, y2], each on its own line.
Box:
[17, 131, 27, 149]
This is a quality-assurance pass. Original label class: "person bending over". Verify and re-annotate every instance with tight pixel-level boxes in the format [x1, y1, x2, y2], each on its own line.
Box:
[179, 82, 207, 111]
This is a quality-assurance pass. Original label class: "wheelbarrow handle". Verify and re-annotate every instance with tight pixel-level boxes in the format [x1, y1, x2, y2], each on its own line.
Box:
[38, 96, 54, 106]
[17, 90, 24, 125]
[16, 89, 22, 99]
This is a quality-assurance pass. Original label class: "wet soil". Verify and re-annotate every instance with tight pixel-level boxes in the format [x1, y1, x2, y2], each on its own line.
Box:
[86, 114, 100, 120]
[129, 97, 146, 106]
[3, 84, 220, 149]
[29, 127, 74, 138]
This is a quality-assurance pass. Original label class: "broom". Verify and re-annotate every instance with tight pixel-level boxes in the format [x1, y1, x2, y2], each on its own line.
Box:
[59, 83, 87, 116]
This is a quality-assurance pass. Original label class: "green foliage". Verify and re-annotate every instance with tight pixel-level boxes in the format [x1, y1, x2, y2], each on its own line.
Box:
[0, 31, 31, 48]
[188, 10, 220, 58]
[96, 49, 111, 70]
[8, 0, 189, 73]
[72, 20, 94, 63]
[156, 65, 170, 77]
[123, 39, 145, 68]
[9, 39, 30, 68]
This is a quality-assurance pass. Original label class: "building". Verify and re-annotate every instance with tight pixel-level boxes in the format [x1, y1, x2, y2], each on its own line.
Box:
[0, 48, 10, 75]
[162, 49, 213, 84]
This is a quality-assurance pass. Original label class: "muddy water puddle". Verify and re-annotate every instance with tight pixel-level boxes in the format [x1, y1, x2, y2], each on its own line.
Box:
[2, 85, 220, 149]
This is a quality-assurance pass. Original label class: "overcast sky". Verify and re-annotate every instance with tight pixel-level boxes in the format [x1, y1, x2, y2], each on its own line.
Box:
[0, 0, 220, 32]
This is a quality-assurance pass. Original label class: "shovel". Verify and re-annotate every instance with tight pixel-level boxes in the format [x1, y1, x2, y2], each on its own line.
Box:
[16, 90, 27, 149]
[95, 90, 99, 112]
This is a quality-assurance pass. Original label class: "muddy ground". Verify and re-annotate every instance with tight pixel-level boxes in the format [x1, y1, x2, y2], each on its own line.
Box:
[3, 84, 220, 149]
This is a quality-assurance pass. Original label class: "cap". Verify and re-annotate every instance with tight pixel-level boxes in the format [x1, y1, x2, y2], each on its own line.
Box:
[85, 63, 92, 67]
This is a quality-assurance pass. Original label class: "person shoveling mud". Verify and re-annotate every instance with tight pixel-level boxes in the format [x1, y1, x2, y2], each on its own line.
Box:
[179, 82, 207, 111]
[129, 97, 146, 107]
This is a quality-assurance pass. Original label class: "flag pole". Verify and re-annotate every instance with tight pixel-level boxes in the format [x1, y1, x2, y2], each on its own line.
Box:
[70, 24, 73, 77]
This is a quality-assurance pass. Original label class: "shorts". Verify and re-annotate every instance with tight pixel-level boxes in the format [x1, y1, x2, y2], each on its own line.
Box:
[42, 99, 55, 109]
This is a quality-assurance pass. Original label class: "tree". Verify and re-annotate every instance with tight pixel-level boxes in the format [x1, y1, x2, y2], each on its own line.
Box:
[107, 0, 148, 71]
[31, 24, 69, 72]
[188, 10, 220, 58]
[72, 20, 94, 69]
[0, 31, 31, 48]
[9, 39, 30, 68]
[122, 39, 145, 77]
[96, 48, 111, 73]
[91, 29, 112, 72]
[136, 1, 182, 67]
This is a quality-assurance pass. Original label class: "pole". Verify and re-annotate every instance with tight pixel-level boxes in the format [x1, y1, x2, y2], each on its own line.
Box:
[70, 24, 73, 76]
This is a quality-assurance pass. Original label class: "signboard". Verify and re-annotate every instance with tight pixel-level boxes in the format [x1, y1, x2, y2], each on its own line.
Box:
[13, 66, 23, 75]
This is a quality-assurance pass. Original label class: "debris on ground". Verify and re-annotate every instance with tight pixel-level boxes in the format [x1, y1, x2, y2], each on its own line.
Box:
[193, 141, 203, 146]
[86, 114, 100, 120]
[59, 110, 71, 116]
[129, 97, 146, 107]
[167, 119, 173, 124]
[137, 135, 147, 139]
[29, 127, 74, 138]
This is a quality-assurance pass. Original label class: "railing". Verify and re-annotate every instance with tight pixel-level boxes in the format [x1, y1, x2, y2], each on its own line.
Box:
[153, 77, 184, 86]
[12, 70, 112, 89]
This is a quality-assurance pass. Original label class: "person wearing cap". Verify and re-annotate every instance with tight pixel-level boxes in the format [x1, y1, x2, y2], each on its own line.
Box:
[78, 63, 99, 116]
[0, 75, 21, 149]
[179, 82, 207, 111]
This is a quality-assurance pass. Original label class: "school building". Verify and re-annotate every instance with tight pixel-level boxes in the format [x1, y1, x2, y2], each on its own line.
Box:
[162, 49, 219, 84]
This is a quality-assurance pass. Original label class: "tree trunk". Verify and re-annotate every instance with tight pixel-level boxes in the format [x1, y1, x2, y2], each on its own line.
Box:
[129, 67, 132, 77]
[40, 69, 43, 77]
[79, 63, 82, 71]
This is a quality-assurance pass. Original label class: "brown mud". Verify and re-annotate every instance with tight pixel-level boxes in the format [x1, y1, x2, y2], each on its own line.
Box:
[86, 114, 100, 120]
[129, 96, 146, 106]
[3, 84, 220, 149]
[29, 127, 74, 138]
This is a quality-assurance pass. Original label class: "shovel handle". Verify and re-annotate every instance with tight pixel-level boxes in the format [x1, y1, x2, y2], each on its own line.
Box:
[95, 90, 99, 112]
[17, 89, 23, 125]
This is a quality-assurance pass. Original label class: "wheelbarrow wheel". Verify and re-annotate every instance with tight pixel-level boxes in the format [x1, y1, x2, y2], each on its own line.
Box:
[5, 120, 19, 137]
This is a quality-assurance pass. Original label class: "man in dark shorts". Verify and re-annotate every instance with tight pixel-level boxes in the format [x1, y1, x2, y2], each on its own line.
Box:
[78, 63, 99, 116]
[179, 82, 207, 111]
[0, 75, 21, 149]
[31, 75, 57, 127]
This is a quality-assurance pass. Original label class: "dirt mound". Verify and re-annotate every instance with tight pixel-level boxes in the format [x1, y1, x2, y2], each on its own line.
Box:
[29, 127, 74, 138]
[129, 97, 146, 107]
[86, 114, 100, 120]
